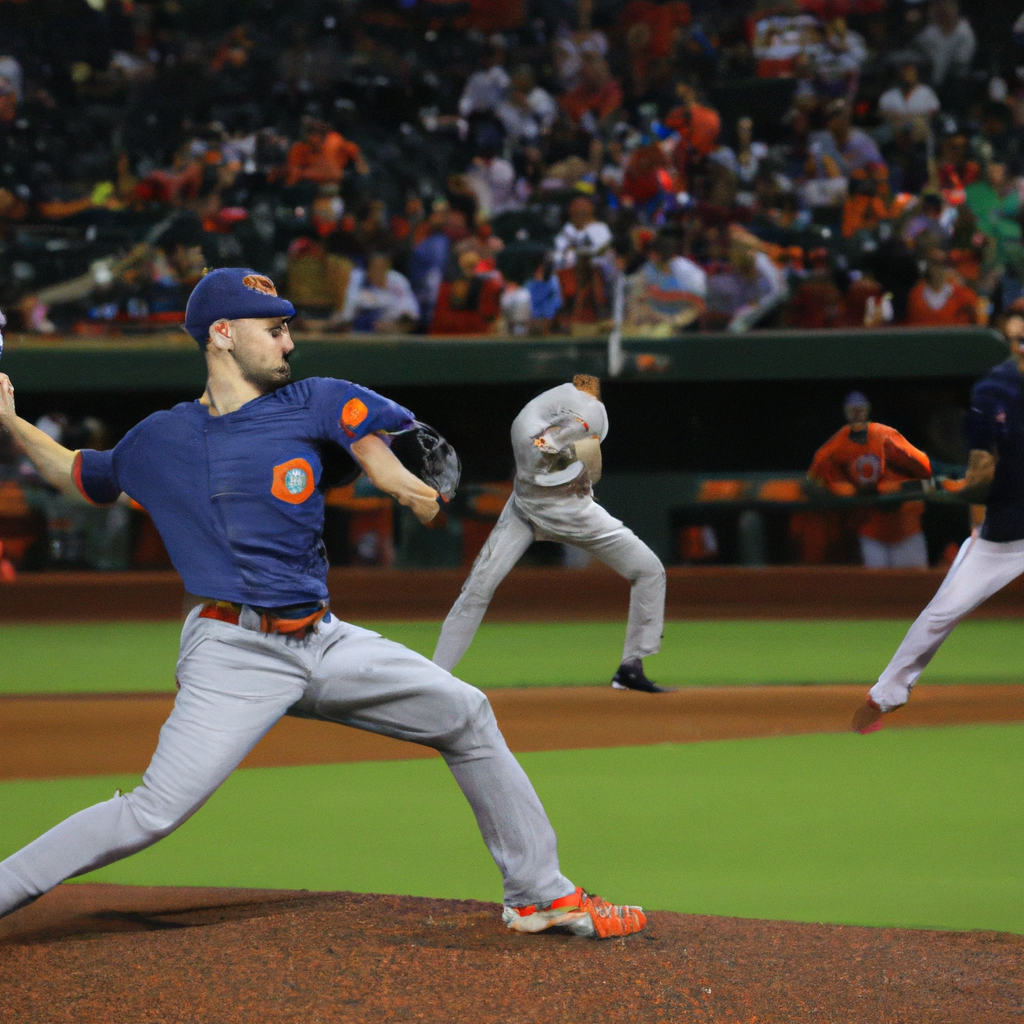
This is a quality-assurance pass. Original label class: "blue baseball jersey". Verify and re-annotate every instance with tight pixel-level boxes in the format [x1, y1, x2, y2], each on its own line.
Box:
[73, 377, 414, 607]
[964, 358, 1024, 542]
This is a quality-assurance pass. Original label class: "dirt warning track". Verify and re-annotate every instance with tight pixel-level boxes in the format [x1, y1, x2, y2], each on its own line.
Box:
[2, 683, 1022, 781]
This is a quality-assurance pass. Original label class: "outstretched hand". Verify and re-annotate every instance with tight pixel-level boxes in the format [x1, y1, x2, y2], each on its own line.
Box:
[0, 373, 16, 430]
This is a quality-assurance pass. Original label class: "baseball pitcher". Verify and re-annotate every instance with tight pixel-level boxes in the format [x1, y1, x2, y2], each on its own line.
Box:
[433, 375, 668, 692]
[0, 271, 645, 940]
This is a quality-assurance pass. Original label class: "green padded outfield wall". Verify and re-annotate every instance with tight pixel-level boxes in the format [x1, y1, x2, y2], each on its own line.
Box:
[0, 327, 1008, 392]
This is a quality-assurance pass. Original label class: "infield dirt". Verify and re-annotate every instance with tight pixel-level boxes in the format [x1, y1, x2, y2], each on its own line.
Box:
[2, 683, 1023, 780]
[1, 884, 1022, 1023]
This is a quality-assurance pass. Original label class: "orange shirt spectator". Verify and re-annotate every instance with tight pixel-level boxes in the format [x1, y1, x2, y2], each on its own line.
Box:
[286, 121, 367, 186]
[905, 248, 978, 327]
[664, 84, 720, 187]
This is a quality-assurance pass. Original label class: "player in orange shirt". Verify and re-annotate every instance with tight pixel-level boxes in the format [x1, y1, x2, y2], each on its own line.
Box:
[808, 392, 933, 568]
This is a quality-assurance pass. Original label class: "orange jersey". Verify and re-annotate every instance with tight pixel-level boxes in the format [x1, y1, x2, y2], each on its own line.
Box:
[808, 422, 932, 543]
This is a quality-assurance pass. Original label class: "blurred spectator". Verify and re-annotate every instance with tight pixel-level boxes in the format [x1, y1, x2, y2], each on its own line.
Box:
[705, 226, 788, 332]
[552, 196, 613, 270]
[623, 230, 706, 335]
[429, 249, 503, 334]
[709, 117, 766, 209]
[809, 99, 885, 179]
[495, 66, 558, 147]
[842, 166, 911, 239]
[337, 252, 419, 333]
[458, 43, 510, 119]
[814, 18, 867, 101]
[965, 160, 1023, 276]
[558, 55, 623, 131]
[914, 0, 976, 94]
[878, 56, 941, 138]
[904, 245, 979, 326]
[664, 81, 721, 190]
[408, 207, 465, 330]
[524, 256, 563, 334]
[284, 117, 369, 187]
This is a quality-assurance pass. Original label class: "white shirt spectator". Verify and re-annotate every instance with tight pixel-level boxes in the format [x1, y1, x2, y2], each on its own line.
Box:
[458, 65, 511, 118]
[340, 267, 419, 330]
[553, 29, 609, 90]
[466, 156, 520, 217]
[878, 82, 941, 125]
[916, 16, 975, 88]
[496, 87, 559, 144]
[552, 219, 613, 269]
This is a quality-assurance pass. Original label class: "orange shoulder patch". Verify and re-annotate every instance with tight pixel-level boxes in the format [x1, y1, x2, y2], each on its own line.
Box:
[272, 458, 316, 504]
[242, 274, 278, 295]
[341, 398, 369, 434]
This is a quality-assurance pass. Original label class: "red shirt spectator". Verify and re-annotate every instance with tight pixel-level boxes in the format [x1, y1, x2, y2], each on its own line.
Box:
[559, 55, 623, 125]
[429, 251, 503, 334]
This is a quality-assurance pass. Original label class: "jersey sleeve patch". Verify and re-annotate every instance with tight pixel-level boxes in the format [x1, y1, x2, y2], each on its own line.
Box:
[272, 458, 316, 504]
[340, 397, 369, 436]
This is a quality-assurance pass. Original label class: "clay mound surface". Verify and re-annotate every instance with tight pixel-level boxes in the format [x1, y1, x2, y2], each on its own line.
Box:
[1, 884, 1021, 1023]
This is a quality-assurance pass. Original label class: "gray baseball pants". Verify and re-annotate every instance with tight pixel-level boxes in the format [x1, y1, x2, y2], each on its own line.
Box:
[0, 610, 574, 918]
[433, 492, 666, 672]
[869, 533, 1024, 711]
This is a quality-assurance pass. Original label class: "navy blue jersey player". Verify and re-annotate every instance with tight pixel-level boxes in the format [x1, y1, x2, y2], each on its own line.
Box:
[854, 311, 1024, 732]
[0, 268, 646, 939]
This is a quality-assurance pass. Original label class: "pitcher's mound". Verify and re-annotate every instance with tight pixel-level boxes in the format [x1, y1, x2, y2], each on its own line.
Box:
[1, 884, 1021, 1023]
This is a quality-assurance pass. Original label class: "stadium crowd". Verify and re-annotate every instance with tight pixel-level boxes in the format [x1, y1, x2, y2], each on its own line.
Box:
[0, 0, 1021, 337]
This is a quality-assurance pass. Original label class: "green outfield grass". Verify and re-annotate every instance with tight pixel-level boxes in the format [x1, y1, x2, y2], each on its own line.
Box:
[1, 725, 1021, 934]
[1, 619, 1023, 695]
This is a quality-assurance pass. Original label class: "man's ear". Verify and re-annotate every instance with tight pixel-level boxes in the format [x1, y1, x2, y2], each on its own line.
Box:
[208, 319, 233, 351]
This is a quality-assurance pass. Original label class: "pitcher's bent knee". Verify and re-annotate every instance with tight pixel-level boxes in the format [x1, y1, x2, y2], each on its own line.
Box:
[433, 681, 501, 755]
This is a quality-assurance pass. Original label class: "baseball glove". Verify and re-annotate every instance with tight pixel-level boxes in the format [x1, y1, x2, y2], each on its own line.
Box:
[388, 420, 462, 502]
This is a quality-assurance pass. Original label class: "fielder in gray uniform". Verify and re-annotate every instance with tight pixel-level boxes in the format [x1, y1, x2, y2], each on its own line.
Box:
[0, 273, 645, 941]
[433, 375, 668, 692]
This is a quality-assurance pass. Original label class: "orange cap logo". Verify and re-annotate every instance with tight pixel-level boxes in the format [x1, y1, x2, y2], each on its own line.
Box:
[340, 398, 369, 436]
[242, 274, 278, 295]
[272, 458, 315, 504]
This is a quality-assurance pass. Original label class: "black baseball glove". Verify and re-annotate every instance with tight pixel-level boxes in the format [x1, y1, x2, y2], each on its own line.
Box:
[388, 420, 462, 502]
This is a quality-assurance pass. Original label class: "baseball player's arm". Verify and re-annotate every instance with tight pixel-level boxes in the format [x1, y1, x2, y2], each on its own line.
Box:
[935, 448, 996, 503]
[533, 415, 597, 454]
[877, 430, 931, 490]
[350, 433, 440, 524]
[0, 373, 86, 501]
[806, 443, 856, 496]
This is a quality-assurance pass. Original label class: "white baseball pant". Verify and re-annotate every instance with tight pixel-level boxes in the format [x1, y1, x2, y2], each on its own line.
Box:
[433, 491, 666, 672]
[0, 610, 575, 918]
[869, 533, 1024, 712]
[859, 532, 929, 569]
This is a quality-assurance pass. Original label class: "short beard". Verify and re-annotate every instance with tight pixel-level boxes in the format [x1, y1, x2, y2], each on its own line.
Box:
[235, 354, 292, 395]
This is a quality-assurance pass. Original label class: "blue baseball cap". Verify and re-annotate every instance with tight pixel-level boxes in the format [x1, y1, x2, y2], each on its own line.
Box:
[185, 268, 296, 347]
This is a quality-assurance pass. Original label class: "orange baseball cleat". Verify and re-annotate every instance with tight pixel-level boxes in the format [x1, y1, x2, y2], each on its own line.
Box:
[502, 887, 646, 939]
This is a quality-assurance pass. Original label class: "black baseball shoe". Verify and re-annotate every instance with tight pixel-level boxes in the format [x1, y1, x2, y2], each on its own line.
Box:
[610, 658, 673, 693]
